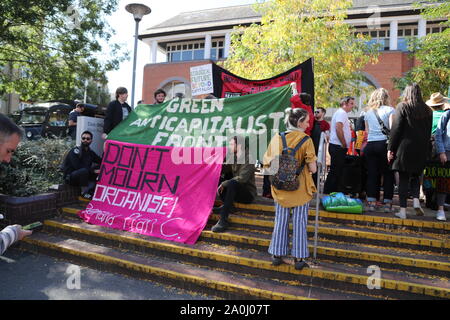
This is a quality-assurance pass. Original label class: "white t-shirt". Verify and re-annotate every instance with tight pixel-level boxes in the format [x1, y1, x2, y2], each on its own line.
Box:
[330, 108, 352, 147]
[364, 105, 395, 142]
[122, 105, 129, 120]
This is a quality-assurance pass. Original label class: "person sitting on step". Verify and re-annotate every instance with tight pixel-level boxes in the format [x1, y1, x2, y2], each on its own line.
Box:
[62, 131, 102, 199]
[211, 135, 257, 233]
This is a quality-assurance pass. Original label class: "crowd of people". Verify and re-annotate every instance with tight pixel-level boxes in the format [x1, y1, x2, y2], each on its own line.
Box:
[1, 83, 449, 275]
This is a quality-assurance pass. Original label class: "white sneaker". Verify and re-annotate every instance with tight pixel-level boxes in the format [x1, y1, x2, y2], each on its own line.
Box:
[395, 211, 406, 219]
[436, 211, 447, 221]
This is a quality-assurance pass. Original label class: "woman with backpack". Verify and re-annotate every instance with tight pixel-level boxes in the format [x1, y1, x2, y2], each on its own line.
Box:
[363, 88, 396, 213]
[263, 108, 317, 270]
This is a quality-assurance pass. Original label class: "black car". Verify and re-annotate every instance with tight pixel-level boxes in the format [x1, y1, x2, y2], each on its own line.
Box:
[19, 101, 100, 140]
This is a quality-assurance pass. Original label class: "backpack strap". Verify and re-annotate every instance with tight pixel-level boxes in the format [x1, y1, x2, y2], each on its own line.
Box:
[293, 136, 310, 154]
[293, 136, 310, 174]
[280, 132, 289, 154]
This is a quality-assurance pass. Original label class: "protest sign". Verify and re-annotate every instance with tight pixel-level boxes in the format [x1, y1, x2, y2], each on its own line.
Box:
[423, 161, 450, 194]
[79, 85, 292, 244]
[190, 64, 213, 96]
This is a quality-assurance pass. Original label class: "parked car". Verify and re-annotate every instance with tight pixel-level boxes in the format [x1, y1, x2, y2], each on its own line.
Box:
[19, 101, 100, 140]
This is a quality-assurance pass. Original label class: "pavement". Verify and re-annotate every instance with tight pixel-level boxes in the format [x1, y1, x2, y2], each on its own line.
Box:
[0, 248, 212, 300]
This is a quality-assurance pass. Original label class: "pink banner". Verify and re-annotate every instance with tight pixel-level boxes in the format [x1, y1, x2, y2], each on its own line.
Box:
[79, 141, 224, 245]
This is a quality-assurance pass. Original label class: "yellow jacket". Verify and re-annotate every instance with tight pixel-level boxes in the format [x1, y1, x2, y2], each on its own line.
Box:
[263, 131, 317, 208]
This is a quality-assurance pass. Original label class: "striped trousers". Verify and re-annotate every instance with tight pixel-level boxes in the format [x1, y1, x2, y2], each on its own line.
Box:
[268, 202, 309, 259]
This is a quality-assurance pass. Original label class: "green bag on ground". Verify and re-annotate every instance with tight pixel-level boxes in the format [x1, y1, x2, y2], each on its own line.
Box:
[321, 192, 363, 214]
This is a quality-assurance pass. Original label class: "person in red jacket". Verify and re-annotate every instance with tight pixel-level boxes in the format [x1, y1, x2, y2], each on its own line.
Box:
[290, 82, 314, 136]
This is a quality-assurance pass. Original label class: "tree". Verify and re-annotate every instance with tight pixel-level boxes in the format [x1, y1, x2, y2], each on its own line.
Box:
[0, 0, 128, 102]
[224, 0, 380, 108]
[393, 1, 449, 98]
[73, 79, 111, 106]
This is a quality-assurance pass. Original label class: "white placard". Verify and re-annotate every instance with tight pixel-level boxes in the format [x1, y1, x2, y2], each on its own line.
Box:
[76, 116, 104, 157]
[190, 64, 213, 96]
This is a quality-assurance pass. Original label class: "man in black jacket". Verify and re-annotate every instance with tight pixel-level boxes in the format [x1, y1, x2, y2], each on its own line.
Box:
[62, 131, 102, 198]
[102, 87, 132, 139]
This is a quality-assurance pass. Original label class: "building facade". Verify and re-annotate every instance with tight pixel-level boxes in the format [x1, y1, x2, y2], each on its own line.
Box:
[138, 0, 446, 107]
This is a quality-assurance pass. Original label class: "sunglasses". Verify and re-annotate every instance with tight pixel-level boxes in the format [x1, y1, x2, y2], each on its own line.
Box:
[81, 137, 92, 141]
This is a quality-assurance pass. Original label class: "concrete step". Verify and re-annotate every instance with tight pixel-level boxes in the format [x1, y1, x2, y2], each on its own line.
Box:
[78, 196, 450, 235]
[65, 205, 449, 255]
[62, 205, 450, 276]
[33, 215, 450, 300]
[20, 232, 382, 300]
[207, 213, 450, 254]
[234, 202, 450, 235]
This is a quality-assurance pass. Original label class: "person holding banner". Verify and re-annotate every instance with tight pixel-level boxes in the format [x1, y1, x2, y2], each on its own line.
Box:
[433, 107, 450, 221]
[102, 87, 131, 139]
[290, 82, 314, 136]
[153, 88, 166, 104]
[263, 108, 317, 270]
[211, 136, 257, 233]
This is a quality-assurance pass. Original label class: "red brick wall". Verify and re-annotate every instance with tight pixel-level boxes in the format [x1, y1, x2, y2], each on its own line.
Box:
[141, 60, 213, 104]
[362, 51, 416, 104]
[142, 53, 418, 105]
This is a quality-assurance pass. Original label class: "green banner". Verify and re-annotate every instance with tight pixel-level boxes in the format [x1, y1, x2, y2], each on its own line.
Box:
[107, 85, 291, 148]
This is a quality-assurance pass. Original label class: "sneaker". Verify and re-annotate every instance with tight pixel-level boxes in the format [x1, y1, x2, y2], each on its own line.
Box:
[271, 255, 283, 266]
[294, 258, 309, 271]
[414, 206, 425, 216]
[211, 219, 229, 233]
[82, 192, 92, 200]
[367, 202, 376, 212]
[395, 211, 406, 219]
[436, 211, 447, 221]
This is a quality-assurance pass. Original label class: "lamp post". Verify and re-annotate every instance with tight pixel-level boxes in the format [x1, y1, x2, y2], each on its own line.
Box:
[125, 3, 151, 109]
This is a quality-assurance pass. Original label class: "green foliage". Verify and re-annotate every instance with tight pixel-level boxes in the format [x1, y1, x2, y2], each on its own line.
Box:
[0, 138, 74, 197]
[393, 1, 450, 98]
[0, 0, 128, 101]
[224, 0, 380, 108]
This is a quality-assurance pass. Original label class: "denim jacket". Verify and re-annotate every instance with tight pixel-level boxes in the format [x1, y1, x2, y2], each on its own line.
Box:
[435, 110, 450, 154]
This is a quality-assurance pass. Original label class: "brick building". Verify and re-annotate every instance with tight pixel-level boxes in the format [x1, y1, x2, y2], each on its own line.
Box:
[138, 0, 446, 109]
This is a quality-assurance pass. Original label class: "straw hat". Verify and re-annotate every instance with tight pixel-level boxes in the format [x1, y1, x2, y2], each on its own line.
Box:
[426, 92, 449, 107]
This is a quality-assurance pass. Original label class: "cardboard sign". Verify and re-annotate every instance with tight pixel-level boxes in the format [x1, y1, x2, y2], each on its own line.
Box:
[190, 64, 213, 96]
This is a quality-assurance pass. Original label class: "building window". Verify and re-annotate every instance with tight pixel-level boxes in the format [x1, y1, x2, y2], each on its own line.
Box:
[355, 28, 390, 51]
[166, 40, 204, 62]
[166, 38, 224, 62]
[210, 39, 225, 61]
[355, 26, 421, 52]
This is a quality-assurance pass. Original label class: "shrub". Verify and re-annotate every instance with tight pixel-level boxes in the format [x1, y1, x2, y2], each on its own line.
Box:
[0, 138, 74, 197]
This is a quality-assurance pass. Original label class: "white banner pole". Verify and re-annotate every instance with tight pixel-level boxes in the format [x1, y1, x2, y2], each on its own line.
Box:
[313, 132, 326, 261]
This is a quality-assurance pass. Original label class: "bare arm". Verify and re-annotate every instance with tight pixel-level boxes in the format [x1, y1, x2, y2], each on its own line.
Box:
[335, 122, 347, 149]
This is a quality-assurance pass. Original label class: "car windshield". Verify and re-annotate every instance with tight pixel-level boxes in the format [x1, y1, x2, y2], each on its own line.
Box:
[19, 110, 46, 124]
[48, 110, 68, 127]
